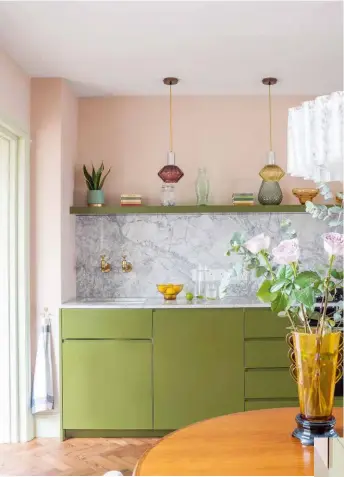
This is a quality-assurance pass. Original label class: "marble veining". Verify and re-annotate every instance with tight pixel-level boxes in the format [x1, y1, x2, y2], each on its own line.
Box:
[75, 213, 328, 299]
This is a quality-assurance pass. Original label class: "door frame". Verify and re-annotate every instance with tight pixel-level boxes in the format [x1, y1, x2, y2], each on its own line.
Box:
[0, 117, 33, 442]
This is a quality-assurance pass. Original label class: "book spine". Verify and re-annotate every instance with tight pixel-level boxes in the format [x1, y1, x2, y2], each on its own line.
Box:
[120, 201, 142, 205]
[232, 202, 254, 206]
[120, 195, 142, 199]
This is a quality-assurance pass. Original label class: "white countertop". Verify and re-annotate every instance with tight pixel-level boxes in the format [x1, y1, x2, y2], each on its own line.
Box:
[61, 297, 270, 309]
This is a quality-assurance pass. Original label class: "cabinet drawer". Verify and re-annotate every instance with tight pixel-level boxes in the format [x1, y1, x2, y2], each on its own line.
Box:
[245, 340, 289, 368]
[245, 399, 298, 411]
[61, 309, 152, 339]
[245, 369, 298, 399]
[245, 309, 289, 338]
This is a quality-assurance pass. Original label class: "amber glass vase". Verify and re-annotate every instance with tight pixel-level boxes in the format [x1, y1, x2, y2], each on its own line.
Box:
[291, 331, 342, 420]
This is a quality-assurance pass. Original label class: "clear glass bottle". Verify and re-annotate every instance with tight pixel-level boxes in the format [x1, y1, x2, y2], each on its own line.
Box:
[161, 184, 176, 206]
[195, 168, 210, 206]
[194, 264, 207, 300]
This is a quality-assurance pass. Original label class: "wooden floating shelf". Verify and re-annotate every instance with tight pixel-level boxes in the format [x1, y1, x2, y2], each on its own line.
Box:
[70, 205, 307, 215]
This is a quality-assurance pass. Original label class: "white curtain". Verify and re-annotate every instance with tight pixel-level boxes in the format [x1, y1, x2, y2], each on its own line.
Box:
[287, 91, 344, 182]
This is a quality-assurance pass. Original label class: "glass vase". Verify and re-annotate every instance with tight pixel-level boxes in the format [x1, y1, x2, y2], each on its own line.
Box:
[258, 181, 283, 205]
[161, 184, 176, 206]
[288, 330, 343, 445]
[195, 168, 210, 206]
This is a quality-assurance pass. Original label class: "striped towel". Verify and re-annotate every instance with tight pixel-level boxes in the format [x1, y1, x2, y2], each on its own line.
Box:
[31, 310, 54, 414]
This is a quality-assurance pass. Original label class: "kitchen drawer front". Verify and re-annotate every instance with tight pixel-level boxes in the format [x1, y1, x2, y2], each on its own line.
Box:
[61, 309, 152, 339]
[245, 399, 298, 411]
[245, 369, 298, 399]
[334, 397, 343, 408]
[245, 309, 289, 338]
[245, 339, 290, 368]
[245, 397, 343, 411]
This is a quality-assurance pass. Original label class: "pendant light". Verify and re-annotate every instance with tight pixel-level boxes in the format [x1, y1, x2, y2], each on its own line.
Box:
[158, 77, 184, 183]
[258, 77, 285, 205]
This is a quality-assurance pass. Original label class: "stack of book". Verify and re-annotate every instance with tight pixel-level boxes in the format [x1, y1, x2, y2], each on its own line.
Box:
[120, 194, 142, 206]
[232, 193, 255, 206]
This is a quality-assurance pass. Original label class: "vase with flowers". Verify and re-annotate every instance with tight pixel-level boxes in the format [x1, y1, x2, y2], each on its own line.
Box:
[227, 222, 343, 445]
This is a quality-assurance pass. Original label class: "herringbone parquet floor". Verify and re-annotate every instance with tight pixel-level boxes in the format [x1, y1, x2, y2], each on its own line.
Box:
[0, 437, 158, 476]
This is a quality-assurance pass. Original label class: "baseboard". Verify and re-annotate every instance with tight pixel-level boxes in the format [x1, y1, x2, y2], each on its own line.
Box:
[35, 413, 60, 438]
[65, 429, 172, 439]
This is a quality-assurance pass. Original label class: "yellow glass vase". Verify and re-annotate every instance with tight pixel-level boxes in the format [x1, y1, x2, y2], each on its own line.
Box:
[290, 331, 342, 420]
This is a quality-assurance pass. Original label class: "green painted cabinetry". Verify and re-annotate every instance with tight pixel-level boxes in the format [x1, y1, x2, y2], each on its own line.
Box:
[61, 308, 153, 433]
[153, 308, 244, 430]
[62, 339, 152, 430]
[62, 308, 152, 339]
[244, 308, 298, 411]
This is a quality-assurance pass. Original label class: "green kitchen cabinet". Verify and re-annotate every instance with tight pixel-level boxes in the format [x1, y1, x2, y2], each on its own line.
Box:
[62, 339, 152, 430]
[153, 308, 244, 430]
[62, 308, 152, 339]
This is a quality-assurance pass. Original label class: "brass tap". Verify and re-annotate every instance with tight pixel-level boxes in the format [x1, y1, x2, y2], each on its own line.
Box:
[121, 255, 133, 273]
[100, 255, 111, 273]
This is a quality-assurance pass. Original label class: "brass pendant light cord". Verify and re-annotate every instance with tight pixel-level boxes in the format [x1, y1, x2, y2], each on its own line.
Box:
[269, 83, 272, 151]
[169, 84, 173, 152]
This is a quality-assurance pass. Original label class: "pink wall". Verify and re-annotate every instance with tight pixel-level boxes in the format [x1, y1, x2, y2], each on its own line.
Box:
[30, 78, 77, 419]
[77, 96, 342, 206]
[61, 82, 78, 303]
[0, 49, 30, 132]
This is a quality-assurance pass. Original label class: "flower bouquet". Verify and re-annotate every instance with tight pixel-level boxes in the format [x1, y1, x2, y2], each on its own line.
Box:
[227, 227, 343, 445]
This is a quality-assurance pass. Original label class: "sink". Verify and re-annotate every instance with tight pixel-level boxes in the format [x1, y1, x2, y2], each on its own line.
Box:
[78, 297, 146, 305]
[102, 298, 146, 305]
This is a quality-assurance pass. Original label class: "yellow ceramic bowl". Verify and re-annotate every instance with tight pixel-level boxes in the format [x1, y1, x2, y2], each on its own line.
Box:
[292, 188, 319, 205]
[157, 284, 184, 300]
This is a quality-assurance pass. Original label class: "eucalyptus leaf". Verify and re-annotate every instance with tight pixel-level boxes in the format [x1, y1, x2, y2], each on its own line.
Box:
[256, 266, 267, 278]
[329, 220, 342, 227]
[333, 312, 342, 322]
[328, 206, 342, 215]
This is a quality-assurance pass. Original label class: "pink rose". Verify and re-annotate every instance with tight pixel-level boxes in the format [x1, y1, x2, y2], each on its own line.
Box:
[272, 238, 300, 265]
[322, 233, 344, 256]
[244, 233, 271, 254]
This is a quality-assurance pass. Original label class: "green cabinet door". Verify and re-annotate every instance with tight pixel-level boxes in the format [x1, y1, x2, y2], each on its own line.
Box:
[153, 309, 244, 430]
[62, 340, 152, 430]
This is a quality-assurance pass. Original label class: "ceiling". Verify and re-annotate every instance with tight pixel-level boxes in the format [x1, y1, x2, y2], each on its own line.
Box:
[0, 1, 342, 96]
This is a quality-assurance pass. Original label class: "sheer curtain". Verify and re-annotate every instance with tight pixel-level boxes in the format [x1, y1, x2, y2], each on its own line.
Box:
[0, 124, 32, 443]
[287, 91, 344, 183]
[0, 125, 18, 443]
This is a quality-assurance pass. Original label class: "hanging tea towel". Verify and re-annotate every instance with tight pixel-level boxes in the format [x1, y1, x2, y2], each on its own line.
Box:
[31, 308, 54, 414]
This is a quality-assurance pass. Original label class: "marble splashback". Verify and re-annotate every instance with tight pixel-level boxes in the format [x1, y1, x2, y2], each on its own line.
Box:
[75, 213, 328, 299]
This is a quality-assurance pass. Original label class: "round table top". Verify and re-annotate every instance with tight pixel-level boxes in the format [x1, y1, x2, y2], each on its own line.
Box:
[135, 408, 343, 476]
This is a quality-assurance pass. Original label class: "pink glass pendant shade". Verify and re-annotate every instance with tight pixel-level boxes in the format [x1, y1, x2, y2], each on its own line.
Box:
[158, 165, 184, 183]
[158, 151, 184, 183]
[158, 77, 184, 184]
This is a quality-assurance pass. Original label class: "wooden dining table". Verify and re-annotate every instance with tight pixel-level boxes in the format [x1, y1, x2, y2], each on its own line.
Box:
[134, 407, 343, 476]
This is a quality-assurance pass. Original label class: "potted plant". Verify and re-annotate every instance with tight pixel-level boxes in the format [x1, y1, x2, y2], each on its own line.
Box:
[83, 162, 111, 207]
[227, 205, 343, 445]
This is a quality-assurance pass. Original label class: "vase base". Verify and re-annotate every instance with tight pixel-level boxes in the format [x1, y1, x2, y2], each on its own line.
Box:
[292, 413, 338, 446]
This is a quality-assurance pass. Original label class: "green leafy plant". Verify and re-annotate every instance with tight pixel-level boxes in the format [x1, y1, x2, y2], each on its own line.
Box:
[305, 185, 343, 228]
[227, 230, 343, 335]
[83, 163, 111, 190]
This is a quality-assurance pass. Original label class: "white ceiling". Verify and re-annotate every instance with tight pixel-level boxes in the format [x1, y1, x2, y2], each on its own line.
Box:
[0, 1, 342, 96]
